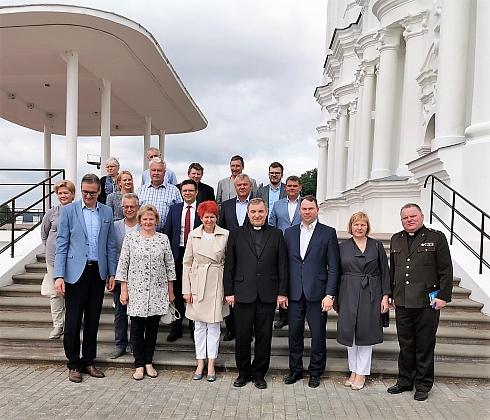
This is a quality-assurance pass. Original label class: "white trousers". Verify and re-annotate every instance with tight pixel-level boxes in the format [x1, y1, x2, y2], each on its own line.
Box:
[43, 263, 65, 328]
[194, 321, 220, 360]
[347, 338, 373, 376]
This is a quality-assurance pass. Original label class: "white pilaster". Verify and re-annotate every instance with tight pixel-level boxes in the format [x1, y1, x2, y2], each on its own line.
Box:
[432, 0, 472, 150]
[326, 119, 337, 199]
[397, 11, 429, 176]
[346, 101, 357, 189]
[100, 79, 111, 171]
[144, 116, 151, 170]
[159, 130, 166, 159]
[316, 137, 329, 202]
[371, 28, 401, 179]
[65, 50, 78, 184]
[333, 105, 348, 197]
[357, 63, 376, 184]
[353, 72, 364, 186]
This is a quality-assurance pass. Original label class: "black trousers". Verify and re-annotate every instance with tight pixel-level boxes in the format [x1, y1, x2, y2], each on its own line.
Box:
[288, 294, 327, 377]
[395, 306, 440, 391]
[131, 315, 161, 368]
[234, 298, 276, 378]
[113, 282, 129, 350]
[63, 263, 106, 370]
[171, 247, 193, 332]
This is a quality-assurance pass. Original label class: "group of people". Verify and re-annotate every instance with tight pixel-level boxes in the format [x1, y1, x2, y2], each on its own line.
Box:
[40, 149, 453, 402]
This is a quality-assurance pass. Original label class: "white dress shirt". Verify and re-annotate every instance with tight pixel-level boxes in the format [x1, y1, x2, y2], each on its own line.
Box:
[180, 201, 196, 247]
[300, 220, 317, 259]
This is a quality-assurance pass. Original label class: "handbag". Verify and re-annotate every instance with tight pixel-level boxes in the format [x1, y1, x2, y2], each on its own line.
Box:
[160, 302, 181, 325]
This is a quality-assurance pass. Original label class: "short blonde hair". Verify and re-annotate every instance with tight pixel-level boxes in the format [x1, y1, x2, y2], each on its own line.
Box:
[116, 171, 134, 193]
[347, 211, 371, 235]
[54, 179, 76, 195]
[137, 204, 160, 225]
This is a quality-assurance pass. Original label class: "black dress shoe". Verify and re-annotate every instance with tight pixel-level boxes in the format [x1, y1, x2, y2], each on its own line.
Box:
[252, 377, 267, 389]
[223, 331, 235, 341]
[109, 347, 126, 359]
[284, 371, 303, 385]
[167, 329, 183, 342]
[414, 389, 429, 401]
[233, 375, 252, 387]
[308, 375, 320, 388]
[387, 384, 413, 394]
[274, 318, 288, 329]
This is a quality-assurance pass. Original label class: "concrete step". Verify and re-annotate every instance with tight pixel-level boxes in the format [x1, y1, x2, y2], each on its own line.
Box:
[35, 253, 46, 263]
[24, 262, 47, 273]
[11, 272, 44, 285]
[0, 296, 116, 313]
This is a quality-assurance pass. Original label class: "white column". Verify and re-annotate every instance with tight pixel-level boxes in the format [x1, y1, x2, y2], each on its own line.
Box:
[44, 120, 52, 208]
[144, 117, 151, 170]
[397, 11, 429, 176]
[65, 50, 78, 184]
[371, 28, 401, 179]
[326, 119, 337, 199]
[333, 105, 348, 197]
[357, 63, 376, 185]
[432, 0, 472, 150]
[316, 137, 328, 202]
[159, 130, 166, 159]
[346, 101, 357, 189]
[100, 79, 111, 170]
[353, 75, 364, 186]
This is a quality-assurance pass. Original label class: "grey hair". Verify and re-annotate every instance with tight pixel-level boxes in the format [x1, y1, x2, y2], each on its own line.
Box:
[149, 157, 167, 170]
[147, 147, 160, 154]
[247, 197, 267, 210]
[400, 203, 422, 216]
[122, 193, 139, 205]
[105, 157, 120, 167]
[235, 173, 251, 184]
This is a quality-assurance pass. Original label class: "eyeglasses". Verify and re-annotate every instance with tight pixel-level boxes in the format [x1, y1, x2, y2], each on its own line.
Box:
[81, 190, 99, 196]
[269, 172, 282, 175]
[122, 205, 137, 210]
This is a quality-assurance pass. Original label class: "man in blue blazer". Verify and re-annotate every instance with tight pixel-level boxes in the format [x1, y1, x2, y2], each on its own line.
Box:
[54, 174, 117, 383]
[109, 193, 141, 359]
[269, 175, 303, 328]
[164, 179, 202, 342]
[255, 162, 287, 222]
[283, 195, 340, 388]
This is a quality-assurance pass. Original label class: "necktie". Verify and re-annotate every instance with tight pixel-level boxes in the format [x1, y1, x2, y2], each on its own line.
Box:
[184, 205, 191, 246]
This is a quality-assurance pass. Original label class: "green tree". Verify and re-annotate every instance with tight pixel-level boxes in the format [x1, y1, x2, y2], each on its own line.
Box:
[0, 204, 12, 224]
[300, 168, 317, 197]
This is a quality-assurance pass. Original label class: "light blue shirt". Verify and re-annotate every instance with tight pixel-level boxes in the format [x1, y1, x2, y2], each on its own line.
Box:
[82, 202, 101, 261]
[268, 185, 281, 222]
[235, 196, 250, 226]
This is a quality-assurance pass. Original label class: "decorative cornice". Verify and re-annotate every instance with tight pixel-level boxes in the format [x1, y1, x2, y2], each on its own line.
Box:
[355, 31, 379, 59]
[317, 137, 329, 148]
[376, 27, 402, 53]
[314, 83, 333, 105]
[372, 0, 414, 21]
[400, 10, 429, 41]
[333, 82, 358, 100]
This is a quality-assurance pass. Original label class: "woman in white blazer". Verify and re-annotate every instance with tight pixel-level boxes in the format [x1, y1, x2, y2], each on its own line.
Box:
[183, 201, 229, 382]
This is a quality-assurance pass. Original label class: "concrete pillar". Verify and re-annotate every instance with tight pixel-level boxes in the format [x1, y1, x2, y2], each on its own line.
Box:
[316, 137, 328, 202]
[346, 101, 357, 189]
[333, 105, 348, 196]
[65, 50, 78, 185]
[371, 28, 401, 179]
[353, 74, 364, 186]
[357, 63, 376, 184]
[326, 119, 337, 199]
[44, 120, 52, 208]
[100, 79, 111, 171]
[432, 0, 472, 150]
[159, 130, 166, 159]
[397, 11, 429, 176]
[144, 117, 151, 170]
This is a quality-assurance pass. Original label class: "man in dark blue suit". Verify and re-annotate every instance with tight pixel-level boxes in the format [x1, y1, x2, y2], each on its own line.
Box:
[283, 195, 340, 388]
[163, 179, 202, 341]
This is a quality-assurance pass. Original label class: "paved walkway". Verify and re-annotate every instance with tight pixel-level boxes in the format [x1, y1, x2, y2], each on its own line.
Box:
[0, 363, 488, 419]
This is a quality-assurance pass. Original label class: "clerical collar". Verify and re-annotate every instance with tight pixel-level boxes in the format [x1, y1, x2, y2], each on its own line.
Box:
[253, 226, 262, 230]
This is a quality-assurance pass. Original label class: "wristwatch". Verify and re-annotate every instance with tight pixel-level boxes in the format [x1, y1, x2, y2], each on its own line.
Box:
[326, 295, 335, 300]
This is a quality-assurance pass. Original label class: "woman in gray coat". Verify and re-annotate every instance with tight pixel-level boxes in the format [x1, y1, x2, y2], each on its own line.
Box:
[336, 212, 390, 390]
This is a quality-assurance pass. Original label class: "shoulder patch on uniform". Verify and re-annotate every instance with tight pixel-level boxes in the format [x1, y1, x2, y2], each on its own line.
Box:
[427, 228, 442, 234]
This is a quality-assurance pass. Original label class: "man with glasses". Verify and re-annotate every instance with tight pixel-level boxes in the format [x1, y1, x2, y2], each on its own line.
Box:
[140, 147, 178, 186]
[164, 180, 202, 341]
[256, 162, 287, 223]
[54, 174, 117, 383]
[109, 193, 141, 359]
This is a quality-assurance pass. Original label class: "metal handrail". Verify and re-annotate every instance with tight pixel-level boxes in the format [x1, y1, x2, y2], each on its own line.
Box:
[0, 169, 65, 258]
[423, 175, 490, 274]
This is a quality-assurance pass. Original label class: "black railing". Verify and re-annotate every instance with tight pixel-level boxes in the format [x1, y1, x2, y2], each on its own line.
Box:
[0, 169, 65, 258]
[424, 175, 490, 274]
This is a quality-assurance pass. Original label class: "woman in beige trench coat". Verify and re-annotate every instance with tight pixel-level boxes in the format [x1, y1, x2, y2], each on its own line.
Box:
[183, 201, 230, 382]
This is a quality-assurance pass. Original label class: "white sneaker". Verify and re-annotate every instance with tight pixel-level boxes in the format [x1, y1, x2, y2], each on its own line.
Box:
[49, 327, 63, 339]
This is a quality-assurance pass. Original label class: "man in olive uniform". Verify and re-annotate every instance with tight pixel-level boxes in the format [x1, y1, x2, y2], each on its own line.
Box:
[387, 203, 453, 401]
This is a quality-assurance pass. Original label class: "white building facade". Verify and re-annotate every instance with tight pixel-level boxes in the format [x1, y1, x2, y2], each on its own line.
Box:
[315, 0, 490, 237]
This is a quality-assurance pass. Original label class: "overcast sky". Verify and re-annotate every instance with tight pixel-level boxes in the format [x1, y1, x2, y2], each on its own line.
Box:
[0, 0, 327, 204]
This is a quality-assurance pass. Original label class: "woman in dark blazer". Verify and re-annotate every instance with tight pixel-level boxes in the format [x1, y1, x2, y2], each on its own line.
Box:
[336, 212, 390, 390]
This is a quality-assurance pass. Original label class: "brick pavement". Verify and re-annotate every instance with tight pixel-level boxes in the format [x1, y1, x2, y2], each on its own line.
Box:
[0, 363, 488, 419]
